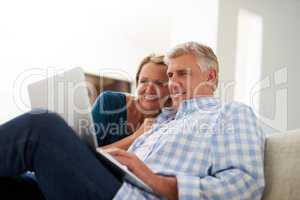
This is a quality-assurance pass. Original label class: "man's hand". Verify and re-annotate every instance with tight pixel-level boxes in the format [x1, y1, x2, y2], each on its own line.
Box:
[105, 148, 178, 200]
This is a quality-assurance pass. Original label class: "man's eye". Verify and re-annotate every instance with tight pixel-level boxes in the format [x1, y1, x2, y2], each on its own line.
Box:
[179, 71, 190, 76]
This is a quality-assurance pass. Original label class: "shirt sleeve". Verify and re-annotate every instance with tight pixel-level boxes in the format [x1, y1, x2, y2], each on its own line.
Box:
[176, 104, 265, 200]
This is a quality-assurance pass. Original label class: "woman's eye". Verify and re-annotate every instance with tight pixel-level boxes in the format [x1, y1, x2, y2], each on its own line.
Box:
[139, 80, 147, 84]
[155, 81, 164, 86]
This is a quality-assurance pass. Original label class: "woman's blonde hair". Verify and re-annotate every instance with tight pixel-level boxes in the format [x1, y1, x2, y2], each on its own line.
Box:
[135, 54, 166, 85]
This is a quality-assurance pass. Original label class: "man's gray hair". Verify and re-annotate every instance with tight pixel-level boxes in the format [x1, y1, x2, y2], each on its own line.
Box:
[164, 41, 219, 89]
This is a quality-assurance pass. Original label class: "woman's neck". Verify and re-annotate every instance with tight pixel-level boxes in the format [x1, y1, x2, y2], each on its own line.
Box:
[126, 97, 144, 133]
[126, 96, 161, 133]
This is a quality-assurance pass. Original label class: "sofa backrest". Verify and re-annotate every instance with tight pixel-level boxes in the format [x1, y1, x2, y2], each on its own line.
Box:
[262, 130, 300, 200]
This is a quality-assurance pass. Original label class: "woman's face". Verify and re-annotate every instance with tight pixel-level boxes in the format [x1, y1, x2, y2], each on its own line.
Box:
[136, 63, 170, 114]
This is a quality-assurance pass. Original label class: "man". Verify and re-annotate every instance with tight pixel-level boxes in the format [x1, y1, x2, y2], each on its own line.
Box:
[0, 42, 265, 200]
[109, 42, 265, 199]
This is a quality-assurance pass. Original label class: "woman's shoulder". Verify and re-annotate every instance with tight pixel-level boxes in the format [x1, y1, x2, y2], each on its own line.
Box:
[99, 90, 126, 99]
[98, 90, 126, 103]
[93, 90, 127, 111]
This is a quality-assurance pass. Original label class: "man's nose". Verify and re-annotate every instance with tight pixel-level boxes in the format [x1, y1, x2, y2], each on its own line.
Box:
[168, 78, 181, 91]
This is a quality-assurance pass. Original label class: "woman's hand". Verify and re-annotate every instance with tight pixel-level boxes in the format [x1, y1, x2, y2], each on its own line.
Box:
[132, 118, 155, 139]
[99, 118, 155, 151]
[105, 148, 178, 200]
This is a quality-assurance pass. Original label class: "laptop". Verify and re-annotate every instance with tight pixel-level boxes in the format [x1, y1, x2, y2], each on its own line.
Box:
[27, 67, 153, 193]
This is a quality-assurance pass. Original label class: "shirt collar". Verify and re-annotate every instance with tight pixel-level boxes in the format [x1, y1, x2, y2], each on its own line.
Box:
[154, 106, 177, 124]
[175, 96, 220, 119]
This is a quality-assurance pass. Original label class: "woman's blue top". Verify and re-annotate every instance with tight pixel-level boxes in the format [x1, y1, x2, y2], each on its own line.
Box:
[91, 91, 129, 146]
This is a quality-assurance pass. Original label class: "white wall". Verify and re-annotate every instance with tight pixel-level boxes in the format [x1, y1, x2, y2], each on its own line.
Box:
[1, 0, 298, 131]
[217, 0, 300, 133]
[0, 0, 219, 123]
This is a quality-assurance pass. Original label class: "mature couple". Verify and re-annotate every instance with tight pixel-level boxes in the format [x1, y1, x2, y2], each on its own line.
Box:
[0, 42, 265, 200]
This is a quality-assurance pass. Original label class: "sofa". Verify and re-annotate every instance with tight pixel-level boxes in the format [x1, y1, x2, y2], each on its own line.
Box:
[262, 130, 300, 200]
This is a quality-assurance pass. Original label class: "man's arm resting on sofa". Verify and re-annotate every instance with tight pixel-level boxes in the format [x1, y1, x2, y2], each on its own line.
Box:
[174, 168, 265, 199]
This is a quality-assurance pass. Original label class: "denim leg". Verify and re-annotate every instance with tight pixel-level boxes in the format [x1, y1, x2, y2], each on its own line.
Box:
[0, 111, 122, 200]
[0, 175, 45, 200]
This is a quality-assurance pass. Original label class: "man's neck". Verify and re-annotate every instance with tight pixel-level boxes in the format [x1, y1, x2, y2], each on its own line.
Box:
[174, 94, 215, 109]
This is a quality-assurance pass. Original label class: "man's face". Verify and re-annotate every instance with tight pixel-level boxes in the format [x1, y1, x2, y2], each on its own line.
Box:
[167, 54, 214, 108]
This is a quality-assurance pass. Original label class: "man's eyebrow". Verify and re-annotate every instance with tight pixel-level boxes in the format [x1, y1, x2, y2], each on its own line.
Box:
[175, 68, 192, 73]
[176, 69, 189, 72]
[167, 67, 192, 74]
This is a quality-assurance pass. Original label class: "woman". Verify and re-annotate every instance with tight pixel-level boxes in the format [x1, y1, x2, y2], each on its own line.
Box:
[92, 54, 171, 150]
[0, 54, 171, 199]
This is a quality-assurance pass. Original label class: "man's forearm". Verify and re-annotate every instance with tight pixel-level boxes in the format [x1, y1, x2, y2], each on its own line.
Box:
[148, 175, 178, 200]
[106, 148, 178, 199]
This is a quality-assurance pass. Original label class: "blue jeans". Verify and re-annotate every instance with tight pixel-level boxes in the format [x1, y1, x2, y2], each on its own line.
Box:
[0, 111, 122, 200]
[0, 173, 45, 199]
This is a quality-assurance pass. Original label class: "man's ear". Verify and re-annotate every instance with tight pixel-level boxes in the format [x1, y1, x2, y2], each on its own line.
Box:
[207, 68, 217, 82]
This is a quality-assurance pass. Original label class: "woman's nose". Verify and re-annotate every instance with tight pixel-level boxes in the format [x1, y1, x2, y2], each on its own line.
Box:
[145, 82, 157, 94]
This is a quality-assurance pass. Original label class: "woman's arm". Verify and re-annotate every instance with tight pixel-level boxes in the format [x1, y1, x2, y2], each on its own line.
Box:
[100, 118, 155, 150]
[99, 129, 141, 150]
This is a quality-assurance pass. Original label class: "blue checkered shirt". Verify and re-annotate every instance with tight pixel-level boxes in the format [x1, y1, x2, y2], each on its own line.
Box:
[113, 97, 265, 200]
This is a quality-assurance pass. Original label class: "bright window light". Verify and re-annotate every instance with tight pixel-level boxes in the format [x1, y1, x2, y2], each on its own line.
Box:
[234, 9, 263, 110]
